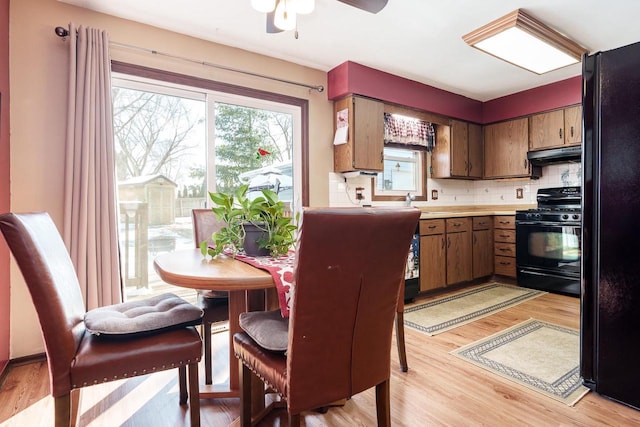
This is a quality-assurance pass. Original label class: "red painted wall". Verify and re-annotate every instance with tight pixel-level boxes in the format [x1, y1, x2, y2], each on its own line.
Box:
[328, 61, 484, 123]
[327, 61, 582, 124]
[0, 0, 10, 375]
[482, 76, 582, 123]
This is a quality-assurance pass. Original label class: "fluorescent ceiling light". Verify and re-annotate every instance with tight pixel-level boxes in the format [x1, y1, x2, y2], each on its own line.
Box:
[463, 9, 587, 74]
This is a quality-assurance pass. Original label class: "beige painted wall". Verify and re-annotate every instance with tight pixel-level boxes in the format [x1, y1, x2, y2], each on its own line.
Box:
[9, 0, 333, 357]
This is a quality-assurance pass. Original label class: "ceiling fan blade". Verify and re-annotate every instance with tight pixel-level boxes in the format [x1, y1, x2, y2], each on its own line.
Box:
[337, 0, 388, 14]
[266, 11, 283, 33]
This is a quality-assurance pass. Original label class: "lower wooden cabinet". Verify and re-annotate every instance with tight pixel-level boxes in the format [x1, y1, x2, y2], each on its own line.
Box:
[418, 215, 511, 294]
[472, 216, 493, 278]
[419, 219, 446, 292]
[446, 218, 472, 285]
[494, 215, 516, 278]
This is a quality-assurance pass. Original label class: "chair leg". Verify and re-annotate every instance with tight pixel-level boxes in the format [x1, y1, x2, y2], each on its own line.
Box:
[288, 413, 301, 427]
[188, 362, 201, 427]
[375, 379, 391, 427]
[54, 394, 71, 427]
[179, 365, 188, 405]
[203, 321, 213, 384]
[395, 312, 408, 372]
[239, 362, 252, 427]
[70, 389, 81, 427]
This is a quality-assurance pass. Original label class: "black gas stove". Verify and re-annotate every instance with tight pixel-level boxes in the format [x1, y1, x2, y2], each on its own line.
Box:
[515, 187, 582, 297]
[515, 187, 581, 224]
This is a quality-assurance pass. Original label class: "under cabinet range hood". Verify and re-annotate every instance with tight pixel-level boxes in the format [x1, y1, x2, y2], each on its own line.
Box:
[527, 146, 582, 166]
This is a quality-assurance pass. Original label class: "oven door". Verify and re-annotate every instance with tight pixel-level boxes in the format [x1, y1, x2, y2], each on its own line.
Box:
[516, 220, 581, 296]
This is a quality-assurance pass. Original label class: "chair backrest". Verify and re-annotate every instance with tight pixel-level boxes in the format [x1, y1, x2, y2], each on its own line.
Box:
[0, 212, 87, 397]
[192, 208, 224, 248]
[286, 207, 420, 413]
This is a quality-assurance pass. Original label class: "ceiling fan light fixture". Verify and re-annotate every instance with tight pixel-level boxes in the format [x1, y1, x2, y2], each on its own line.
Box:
[295, 0, 315, 14]
[274, 0, 297, 31]
[462, 9, 587, 74]
[251, 0, 276, 13]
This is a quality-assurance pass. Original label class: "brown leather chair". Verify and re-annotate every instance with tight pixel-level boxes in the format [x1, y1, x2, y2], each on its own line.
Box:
[191, 208, 230, 385]
[233, 207, 420, 426]
[0, 212, 202, 427]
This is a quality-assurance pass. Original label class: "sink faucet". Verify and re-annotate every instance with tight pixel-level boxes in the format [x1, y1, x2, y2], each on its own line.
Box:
[405, 193, 415, 207]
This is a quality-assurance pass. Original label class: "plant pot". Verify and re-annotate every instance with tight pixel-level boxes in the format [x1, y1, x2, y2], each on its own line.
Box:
[242, 222, 270, 256]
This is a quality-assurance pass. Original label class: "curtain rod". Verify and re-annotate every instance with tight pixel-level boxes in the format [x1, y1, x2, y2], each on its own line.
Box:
[54, 26, 325, 93]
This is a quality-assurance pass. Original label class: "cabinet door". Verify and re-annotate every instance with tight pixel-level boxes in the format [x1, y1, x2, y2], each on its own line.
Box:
[467, 123, 483, 178]
[450, 119, 469, 176]
[446, 231, 472, 285]
[564, 105, 582, 146]
[484, 118, 529, 178]
[353, 96, 384, 171]
[472, 229, 493, 278]
[419, 234, 446, 292]
[333, 96, 384, 172]
[529, 110, 564, 150]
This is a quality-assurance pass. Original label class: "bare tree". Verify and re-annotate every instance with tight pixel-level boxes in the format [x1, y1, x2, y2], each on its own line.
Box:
[112, 87, 203, 182]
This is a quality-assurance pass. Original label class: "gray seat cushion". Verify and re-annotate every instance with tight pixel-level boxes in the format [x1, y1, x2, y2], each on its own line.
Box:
[84, 293, 203, 337]
[239, 309, 289, 352]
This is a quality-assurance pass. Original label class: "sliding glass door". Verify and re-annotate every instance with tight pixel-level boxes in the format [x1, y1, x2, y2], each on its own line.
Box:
[112, 76, 300, 301]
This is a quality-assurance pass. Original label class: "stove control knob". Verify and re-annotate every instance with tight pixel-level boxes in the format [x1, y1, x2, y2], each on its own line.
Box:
[526, 213, 532, 218]
[572, 214, 580, 220]
[562, 214, 569, 220]
[535, 213, 541, 219]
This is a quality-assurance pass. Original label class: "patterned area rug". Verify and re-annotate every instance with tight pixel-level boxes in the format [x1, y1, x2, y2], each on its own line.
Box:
[404, 283, 546, 336]
[451, 318, 589, 406]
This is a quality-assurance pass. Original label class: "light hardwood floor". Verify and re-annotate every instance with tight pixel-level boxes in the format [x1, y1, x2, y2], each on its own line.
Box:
[2, 283, 640, 426]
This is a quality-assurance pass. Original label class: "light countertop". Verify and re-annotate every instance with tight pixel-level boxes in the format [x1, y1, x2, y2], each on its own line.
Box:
[416, 204, 534, 220]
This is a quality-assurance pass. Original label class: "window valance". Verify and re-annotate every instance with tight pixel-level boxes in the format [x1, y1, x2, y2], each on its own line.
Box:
[384, 112, 435, 152]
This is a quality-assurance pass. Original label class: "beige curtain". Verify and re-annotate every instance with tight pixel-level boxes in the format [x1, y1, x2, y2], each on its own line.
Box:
[63, 23, 121, 309]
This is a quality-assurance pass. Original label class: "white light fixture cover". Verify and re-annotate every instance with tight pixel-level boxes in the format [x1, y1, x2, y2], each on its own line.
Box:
[463, 9, 587, 74]
[295, 0, 315, 14]
[274, 0, 296, 31]
[251, 0, 276, 13]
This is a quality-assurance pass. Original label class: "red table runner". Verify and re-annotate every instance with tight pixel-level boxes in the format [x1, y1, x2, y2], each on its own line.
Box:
[233, 251, 295, 317]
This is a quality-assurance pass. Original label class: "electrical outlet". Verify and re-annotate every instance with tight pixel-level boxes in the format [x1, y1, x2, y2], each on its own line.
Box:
[431, 189, 438, 200]
[516, 188, 524, 199]
[355, 187, 365, 200]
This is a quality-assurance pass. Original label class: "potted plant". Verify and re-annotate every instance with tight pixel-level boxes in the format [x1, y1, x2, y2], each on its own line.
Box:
[200, 184, 298, 258]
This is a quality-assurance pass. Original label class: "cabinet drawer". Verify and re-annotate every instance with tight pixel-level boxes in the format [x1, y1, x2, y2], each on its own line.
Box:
[494, 229, 516, 243]
[494, 242, 516, 257]
[494, 216, 515, 229]
[494, 256, 516, 277]
[473, 216, 492, 230]
[420, 219, 445, 235]
[446, 218, 471, 233]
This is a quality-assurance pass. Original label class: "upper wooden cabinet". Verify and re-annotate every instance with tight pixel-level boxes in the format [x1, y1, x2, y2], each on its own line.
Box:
[529, 105, 582, 151]
[467, 123, 483, 179]
[431, 120, 483, 179]
[333, 95, 384, 172]
[483, 118, 532, 179]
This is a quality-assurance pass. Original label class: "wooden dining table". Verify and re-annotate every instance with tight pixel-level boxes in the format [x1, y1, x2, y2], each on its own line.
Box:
[153, 248, 277, 402]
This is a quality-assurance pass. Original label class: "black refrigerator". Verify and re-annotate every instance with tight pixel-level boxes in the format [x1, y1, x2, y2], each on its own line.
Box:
[582, 40, 640, 410]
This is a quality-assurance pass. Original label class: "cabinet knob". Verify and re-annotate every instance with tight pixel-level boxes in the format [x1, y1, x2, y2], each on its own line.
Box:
[559, 128, 563, 139]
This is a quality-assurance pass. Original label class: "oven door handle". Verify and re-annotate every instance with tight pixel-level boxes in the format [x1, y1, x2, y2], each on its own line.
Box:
[516, 221, 580, 227]
[518, 268, 580, 280]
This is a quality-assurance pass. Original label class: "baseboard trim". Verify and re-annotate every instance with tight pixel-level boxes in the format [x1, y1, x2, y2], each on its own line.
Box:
[0, 353, 46, 388]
